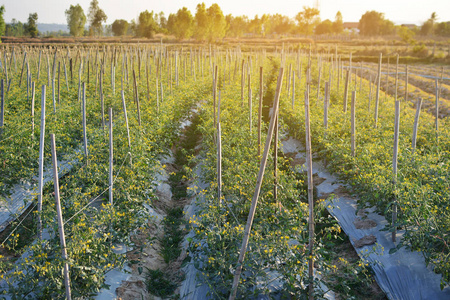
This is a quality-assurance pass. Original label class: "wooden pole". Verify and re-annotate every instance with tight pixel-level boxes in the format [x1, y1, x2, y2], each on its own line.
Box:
[305, 87, 315, 300]
[50, 134, 72, 300]
[37, 85, 46, 239]
[411, 98, 422, 156]
[375, 53, 382, 128]
[229, 68, 284, 300]
[392, 101, 400, 242]
[109, 107, 113, 205]
[351, 91, 356, 157]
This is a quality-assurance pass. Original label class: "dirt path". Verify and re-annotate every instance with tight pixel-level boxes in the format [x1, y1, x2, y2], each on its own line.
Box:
[116, 113, 202, 300]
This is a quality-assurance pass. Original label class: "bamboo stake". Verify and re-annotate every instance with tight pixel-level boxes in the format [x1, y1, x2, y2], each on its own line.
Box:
[229, 68, 284, 300]
[317, 63, 321, 102]
[213, 66, 218, 128]
[404, 65, 408, 102]
[64, 59, 69, 92]
[37, 50, 42, 81]
[31, 82, 35, 139]
[82, 82, 88, 159]
[411, 98, 422, 156]
[274, 113, 278, 208]
[217, 122, 222, 206]
[241, 59, 245, 106]
[392, 101, 400, 242]
[100, 70, 105, 129]
[351, 91, 356, 157]
[37, 85, 46, 240]
[0, 79, 4, 135]
[50, 134, 72, 300]
[109, 107, 113, 205]
[258, 66, 263, 156]
[375, 53, 382, 128]
[324, 82, 328, 133]
[121, 91, 132, 165]
[57, 62, 60, 104]
[385, 57, 390, 101]
[291, 70, 295, 110]
[343, 69, 350, 112]
[133, 70, 141, 126]
[435, 79, 439, 139]
[18, 52, 27, 87]
[249, 88, 252, 134]
[305, 87, 315, 300]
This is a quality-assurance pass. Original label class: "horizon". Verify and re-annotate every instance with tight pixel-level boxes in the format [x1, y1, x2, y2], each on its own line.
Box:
[2, 0, 449, 27]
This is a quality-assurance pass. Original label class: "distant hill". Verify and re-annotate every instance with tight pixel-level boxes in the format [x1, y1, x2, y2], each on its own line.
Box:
[37, 23, 69, 33]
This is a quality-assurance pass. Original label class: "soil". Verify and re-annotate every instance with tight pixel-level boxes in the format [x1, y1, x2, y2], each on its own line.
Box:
[354, 235, 377, 248]
[117, 115, 200, 299]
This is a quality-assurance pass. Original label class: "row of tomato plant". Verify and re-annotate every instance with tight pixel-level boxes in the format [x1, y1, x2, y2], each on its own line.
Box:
[279, 53, 450, 288]
[0, 45, 210, 298]
[186, 54, 378, 299]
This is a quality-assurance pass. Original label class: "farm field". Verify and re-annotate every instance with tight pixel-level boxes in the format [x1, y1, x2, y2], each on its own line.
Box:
[0, 42, 449, 300]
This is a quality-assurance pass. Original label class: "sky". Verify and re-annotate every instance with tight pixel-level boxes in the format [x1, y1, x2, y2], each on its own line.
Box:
[2, 0, 449, 26]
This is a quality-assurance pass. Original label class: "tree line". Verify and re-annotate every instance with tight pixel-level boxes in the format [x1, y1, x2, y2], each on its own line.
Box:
[0, 1, 449, 40]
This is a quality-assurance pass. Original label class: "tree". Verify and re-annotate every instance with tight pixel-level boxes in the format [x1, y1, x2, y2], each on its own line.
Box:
[332, 11, 343, 34]
[315, 19, 333, 35]
[206, 3, 227, 41]
[265, 14, 294, 36]
[295, 6, 320, 35]
[170, 7, 194, 40]
[137, 10, 158, 38]
[5, 19, 25, 36]
[0, 6, 5, 37]
[157, 12, 167, 32]
[420, 12, 437, 36]
[25, 13, 38, 37]
[65, 4, 86, 37]
[226, 15, 248, 38]
[398, 26, 416, 43]
[435, 22, 450, 37]
[359, 11, 394, 36]
[111, 19, 129, 36]
[194, 3, 208, 40]
[248, 15, 265, 36]
[88, 0, 107, 36]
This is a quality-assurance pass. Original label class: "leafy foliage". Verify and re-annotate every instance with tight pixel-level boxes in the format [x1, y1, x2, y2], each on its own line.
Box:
[25, 13, 38, 38]
[88, 0, 107, 36]
[65, 4, 86, 37]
